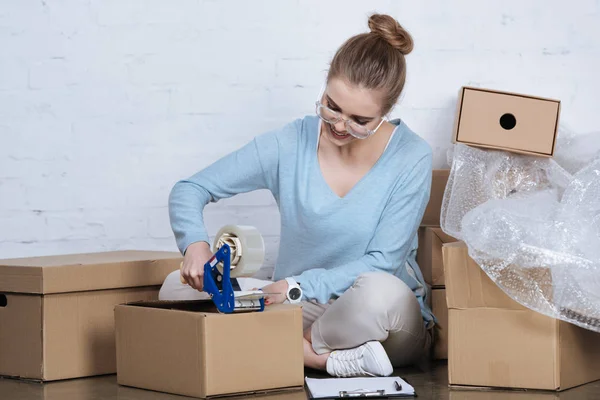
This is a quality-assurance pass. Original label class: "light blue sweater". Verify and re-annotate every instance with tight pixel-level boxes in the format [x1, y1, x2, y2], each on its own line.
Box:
[169, 115, 435, 327]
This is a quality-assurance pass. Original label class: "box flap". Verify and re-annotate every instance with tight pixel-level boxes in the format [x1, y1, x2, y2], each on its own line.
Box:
[421, 170, 450, 226]
[442, 242, 525, 310]
[0, 250, 182, 294]
[417, 227, 458, 288]
[430, 228, 457, 287]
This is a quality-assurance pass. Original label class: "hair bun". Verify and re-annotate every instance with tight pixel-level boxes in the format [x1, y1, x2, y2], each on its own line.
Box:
[368, 13, 414, 55]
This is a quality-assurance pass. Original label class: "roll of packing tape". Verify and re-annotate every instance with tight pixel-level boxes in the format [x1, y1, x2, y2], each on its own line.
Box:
[213, 224, 264, 278]
[179, 225, 265, 284]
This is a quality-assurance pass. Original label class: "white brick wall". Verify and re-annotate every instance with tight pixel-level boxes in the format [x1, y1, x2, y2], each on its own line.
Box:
[1, 0, 599, 275]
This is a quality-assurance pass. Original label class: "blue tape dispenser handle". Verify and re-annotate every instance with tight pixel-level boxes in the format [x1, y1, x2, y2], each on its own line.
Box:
[202, 243, 265, 313]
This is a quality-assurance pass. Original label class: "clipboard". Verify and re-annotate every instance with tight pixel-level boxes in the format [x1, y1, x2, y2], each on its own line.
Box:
[305, 376, 416, 399]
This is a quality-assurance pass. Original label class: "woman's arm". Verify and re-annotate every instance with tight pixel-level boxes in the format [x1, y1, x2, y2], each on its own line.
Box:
[169, 127, 283, 256]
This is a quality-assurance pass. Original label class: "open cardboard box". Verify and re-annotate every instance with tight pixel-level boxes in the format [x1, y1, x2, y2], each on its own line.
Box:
[0, 250, 181, 381]
[417, 227, 457, 288]
[442, 242, 600, 391]
[115, 299, 305, 399]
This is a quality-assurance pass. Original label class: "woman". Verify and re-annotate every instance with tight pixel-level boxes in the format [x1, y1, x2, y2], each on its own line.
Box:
[160, 13, 435, 377]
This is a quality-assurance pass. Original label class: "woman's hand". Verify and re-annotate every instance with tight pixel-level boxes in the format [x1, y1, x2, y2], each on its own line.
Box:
[259, 279, 289, 305]
[181, 241, 214, 291]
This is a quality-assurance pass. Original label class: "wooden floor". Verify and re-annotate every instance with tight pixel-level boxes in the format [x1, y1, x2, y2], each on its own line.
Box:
[1, 362, 599, 399]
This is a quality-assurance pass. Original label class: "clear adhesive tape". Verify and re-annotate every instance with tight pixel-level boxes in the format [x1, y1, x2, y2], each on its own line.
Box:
[180, 224, 265, 284]
[212, 224, 265, 278]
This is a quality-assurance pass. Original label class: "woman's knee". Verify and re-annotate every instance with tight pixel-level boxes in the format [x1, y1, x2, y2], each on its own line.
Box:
[352, 271, 416, 316]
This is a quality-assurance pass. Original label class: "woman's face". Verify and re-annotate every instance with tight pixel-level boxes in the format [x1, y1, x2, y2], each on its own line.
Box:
[320, 77, 385, 147]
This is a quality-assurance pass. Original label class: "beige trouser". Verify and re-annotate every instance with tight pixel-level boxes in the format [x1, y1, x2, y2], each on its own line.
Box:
[159, 270, 432, 368]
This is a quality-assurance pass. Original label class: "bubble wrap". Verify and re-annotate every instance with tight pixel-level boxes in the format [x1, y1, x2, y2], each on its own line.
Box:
[441, 143, 600, 332]
[554, 125, 600, 175]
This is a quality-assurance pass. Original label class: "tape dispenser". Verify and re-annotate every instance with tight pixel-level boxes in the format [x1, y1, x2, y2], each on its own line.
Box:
[179, 225, 268, 313]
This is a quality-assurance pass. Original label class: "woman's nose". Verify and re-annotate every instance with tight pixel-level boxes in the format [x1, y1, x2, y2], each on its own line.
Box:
[333, 120, 347, 132]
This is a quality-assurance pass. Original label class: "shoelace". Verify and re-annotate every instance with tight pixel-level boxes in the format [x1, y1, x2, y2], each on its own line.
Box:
[331, 346, 364, 361]
[330, 347, 368, 377]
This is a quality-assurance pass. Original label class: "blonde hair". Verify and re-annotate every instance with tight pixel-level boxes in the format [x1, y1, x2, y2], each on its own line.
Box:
[327, 13, 414, 115]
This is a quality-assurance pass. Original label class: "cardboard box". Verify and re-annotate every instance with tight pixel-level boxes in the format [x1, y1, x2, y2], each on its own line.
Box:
[115, 300, 305, 399]
[0, 373, 309, 400]
[442, 242, 600, 391]
[421, 170, 450, 227]
[0, 250, 182, 381]
[453, 86, 560, 157]
[432, 288, 448, 360]
[417, 227, 458, 287]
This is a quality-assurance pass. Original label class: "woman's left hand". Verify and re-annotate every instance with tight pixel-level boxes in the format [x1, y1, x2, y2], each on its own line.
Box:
[259, 279, 288, 305]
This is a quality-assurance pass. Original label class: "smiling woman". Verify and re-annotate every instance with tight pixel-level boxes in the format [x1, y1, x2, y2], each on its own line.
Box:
[160, 13, 435, 378]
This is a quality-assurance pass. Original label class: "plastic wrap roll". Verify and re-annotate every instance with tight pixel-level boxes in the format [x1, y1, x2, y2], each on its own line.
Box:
[180, 225, 265, 284]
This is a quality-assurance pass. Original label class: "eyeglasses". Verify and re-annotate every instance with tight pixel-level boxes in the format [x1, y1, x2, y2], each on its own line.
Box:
[314, 84, 386, 139]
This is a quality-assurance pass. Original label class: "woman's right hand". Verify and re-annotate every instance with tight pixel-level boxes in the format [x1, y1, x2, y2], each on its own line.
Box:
[181, 241, 214, 291]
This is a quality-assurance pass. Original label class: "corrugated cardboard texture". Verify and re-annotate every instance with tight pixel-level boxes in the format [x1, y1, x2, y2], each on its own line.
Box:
[0, 294, 43, 379]
[417, 227, 457, 287]
[558, 319, 600, 390]
[203, 306, 304, 396]
[421, 170, 449, 227]
[0, 287, 160, 381]
[449, 308, 559, 390]
[448, 388, 562, 399]
[116, 304, 207, 398]
[442, 242, 525, 310]
[444, 241, 600, 391]
[453, 86, 560, 157]
[116, 301, 304, 398]
[0, 375, 308, 400]
[432, 289, 447, 360]
[43, 287, 159, 381]
[0, 250, 182, 294]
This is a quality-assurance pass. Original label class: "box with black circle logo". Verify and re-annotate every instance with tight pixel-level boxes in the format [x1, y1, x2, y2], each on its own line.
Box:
[452, 86, 560, 157]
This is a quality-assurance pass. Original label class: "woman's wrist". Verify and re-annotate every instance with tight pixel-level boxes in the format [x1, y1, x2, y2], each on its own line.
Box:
[185, 241, 211, 254]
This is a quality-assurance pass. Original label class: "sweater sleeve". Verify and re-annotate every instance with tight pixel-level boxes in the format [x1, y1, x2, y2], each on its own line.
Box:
[168, 127, 283, 255]
[292, 152, 433, 303]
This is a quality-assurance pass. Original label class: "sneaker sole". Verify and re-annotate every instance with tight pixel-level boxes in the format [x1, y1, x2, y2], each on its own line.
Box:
[364, 341, 393, 376]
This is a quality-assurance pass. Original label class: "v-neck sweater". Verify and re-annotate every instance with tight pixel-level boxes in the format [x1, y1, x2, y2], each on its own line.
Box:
[168, 115, 435, 326]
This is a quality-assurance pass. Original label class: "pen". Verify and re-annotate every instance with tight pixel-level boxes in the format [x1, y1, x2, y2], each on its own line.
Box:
[394, 381, 402, 391]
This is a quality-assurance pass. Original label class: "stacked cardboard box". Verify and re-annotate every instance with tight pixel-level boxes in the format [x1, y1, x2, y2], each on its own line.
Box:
[442, 242, 600, 391]
[417, 170, 458, 360]
[0, 250, 182, 381]
[418, 86, 562, 361]
[439, 86, 600, 391]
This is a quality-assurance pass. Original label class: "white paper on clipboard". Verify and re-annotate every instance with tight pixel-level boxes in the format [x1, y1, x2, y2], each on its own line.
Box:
[305, 376, 415, 399]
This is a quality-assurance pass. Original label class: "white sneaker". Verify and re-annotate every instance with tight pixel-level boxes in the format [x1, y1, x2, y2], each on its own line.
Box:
[325, 341, 393, 377]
